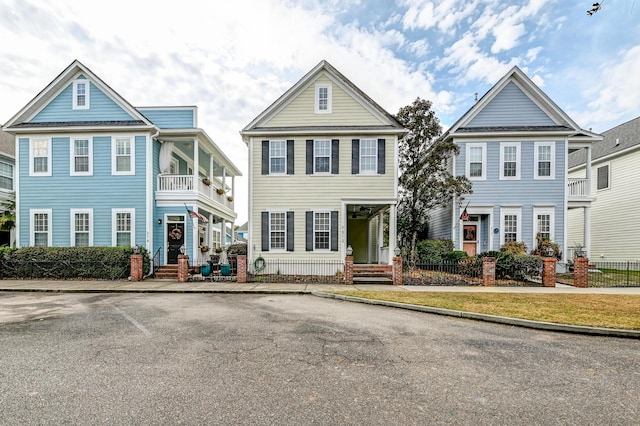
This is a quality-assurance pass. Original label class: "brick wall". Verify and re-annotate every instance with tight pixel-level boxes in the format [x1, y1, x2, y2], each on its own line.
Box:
[392, 256, 403, 286]
[542, 257, 556, 287]
[178, 255, 189, 283]
[344, 256, 354, 285]
[574, 257, 589, 288]
[237, 255, 247, 283]
[482, 257, 496, 287]
[130, 254, 143, 282]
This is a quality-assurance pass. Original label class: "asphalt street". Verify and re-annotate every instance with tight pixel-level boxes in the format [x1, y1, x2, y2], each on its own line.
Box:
[1, 292, 639, 425]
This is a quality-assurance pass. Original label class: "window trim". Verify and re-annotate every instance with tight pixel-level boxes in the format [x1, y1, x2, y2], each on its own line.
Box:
[500, 207, 521, 246]
[533, 206, 555, 245]
[30, 208, 52, 247]
[29, 137, 51, 176]
[359, 138, 378, 175]
[534, 141, 555, 179]
[112, 208, 135, 247]
[268, 211, 287, 252]
[112, 136, 135, 175]
[70, 137, 93, 176]
[72, 80, 90, 110]
[70, 208, 93, 247]
[465, 143, 486, 180]
[0, 159, 13, 191]
[313, 139, 331, 174]
[269, 140, 287, 175]
[315, 83, 332, 114]
[499, 142, 520, 180]
[313, 210, 331, 251]
[596, 163, 610, 191]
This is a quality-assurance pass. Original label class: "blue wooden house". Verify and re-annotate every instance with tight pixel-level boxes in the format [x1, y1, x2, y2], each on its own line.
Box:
[428, 66, 601, 263]
[2, 60, 241, 265]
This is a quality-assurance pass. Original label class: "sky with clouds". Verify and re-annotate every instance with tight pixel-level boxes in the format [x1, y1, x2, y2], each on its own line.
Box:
[1, 0, 639, 223]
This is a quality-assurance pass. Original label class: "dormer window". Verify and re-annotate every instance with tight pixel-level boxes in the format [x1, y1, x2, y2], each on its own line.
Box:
[73, 80, 90, 109]
[315, 83, 332, 114]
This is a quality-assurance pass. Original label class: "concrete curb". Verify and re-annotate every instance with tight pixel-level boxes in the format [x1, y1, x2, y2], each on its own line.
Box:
[312, 292, 640, 339]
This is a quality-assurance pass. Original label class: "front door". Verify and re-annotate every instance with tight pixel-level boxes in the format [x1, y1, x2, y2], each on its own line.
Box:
[167, 222, 185, 264]
[463, 224, 477, 256]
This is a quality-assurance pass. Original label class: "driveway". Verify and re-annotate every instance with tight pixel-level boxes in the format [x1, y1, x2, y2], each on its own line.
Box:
[1, 292, 638, 425]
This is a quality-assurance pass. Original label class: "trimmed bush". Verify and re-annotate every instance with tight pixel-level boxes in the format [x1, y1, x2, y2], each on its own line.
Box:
[416, 239, 454, 263]
[0, 246, 150, 280]
[227, 243, 247, 255]
[500, 241, 527, 255]
[443, 250, 468, 262]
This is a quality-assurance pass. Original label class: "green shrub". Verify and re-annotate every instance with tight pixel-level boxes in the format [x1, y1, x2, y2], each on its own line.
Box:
[443, 250, 468, 262]
[500, 241, 527, 255]
[463, 251, 543, 281]
[227, 243, 247, 255]
[0, 246, 149, 280]
[416, 239, 454, 262]
[529, 233, 562, 260]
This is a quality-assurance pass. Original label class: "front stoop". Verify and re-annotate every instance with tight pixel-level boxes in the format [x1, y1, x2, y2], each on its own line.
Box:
[353, 264, 393, 284]
[155, 265, 179, 280]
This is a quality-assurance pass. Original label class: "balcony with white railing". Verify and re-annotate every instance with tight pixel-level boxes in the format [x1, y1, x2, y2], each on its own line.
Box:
[568, 178, 593, 207]
[156, 174, 234, 210]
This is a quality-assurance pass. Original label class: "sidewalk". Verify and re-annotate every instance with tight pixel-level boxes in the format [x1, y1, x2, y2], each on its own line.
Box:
[1, 279, 640, 294]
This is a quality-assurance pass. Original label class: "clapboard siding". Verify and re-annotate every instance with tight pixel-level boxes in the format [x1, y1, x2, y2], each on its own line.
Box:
[31, 82, 135, 123]
[468, 82, 556, 127]
[18, 134, 147, 246]
[265, 75, 384, 127]
[427, 202, 452, 240]
[138, 108, 195, 128]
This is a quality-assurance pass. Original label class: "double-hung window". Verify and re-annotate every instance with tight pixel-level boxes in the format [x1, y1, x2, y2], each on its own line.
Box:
[315, 83, 332, 114]
[113, 209, 135, 247]
[314, 140, 331, 173]
[30, 138, 51, 176]
[500, 208, 521, 245]
[113, 137, 134, 175]
[314, 212, 330, 250]
[360, 139, 378, 174]
[269, 212, 286, 250]
[533, 207, 554, 243]
[71, 138, 92, 175]
[31, 209, 52, 247]
[500, 142, 520, 179]
[73, 80, 90, 109]
[71, 209, 93, 246]
[597, 164, 609, 190]
[534, 142, 555, 179]
[269, 140, 286, 174]
[0, 160, 12, 190]
[466, 143, 486, 180]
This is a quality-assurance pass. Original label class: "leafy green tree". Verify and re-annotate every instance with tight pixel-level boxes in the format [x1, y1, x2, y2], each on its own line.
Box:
[0, 192, 16, 232]
[395, 98, 472, 264]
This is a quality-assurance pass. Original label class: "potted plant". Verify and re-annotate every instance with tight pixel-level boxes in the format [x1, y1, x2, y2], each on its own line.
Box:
[216, 188, 225, 195]
[200, 245, 209, 253]
[202, 178, 211, 186]
[227, 196, 233, 202]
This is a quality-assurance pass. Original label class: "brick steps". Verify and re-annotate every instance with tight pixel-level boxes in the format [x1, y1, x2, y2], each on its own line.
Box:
[353, 264, 393, 284]
[155, 265, 179, 280]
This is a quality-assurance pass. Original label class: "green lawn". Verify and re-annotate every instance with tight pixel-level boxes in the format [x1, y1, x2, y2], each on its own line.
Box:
[333, 291, 640, 330]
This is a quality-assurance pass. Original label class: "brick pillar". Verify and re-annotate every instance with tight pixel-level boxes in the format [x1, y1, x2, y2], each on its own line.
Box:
[130, 254, 143, 282]
[483, 257, 496, 287]
[542, 257, 557, 287]
[178, 255, 189, 283]
[574, 257, 589, 288]
[344, 256, 354, 285]
[392, 256, 403, 286]
[237, 255, 247, 283]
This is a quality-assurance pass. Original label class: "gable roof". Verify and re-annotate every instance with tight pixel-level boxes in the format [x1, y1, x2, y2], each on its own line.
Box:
[2, 60, 155, 132]
[569, 116, 640, 169]
[442, 66, 600, 142]
[241, 60, 405, 141]
[0, 130, 14, 157]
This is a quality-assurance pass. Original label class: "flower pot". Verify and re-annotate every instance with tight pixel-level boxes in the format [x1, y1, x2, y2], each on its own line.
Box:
[220, 264, 231, 276]
[216, 188, 224, 195]
[227, 196, 233, 202]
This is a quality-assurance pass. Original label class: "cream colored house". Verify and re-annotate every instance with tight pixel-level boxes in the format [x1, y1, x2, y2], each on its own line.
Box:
[241, 60, 406, 270]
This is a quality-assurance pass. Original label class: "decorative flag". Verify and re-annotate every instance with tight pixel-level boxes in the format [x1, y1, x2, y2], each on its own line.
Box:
[185, 204, 208, 223]
[459, 208, 469, 221]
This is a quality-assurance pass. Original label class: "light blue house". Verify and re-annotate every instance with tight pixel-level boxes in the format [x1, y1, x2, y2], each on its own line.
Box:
[0, 130, 15, 247]
[2, 60, 241, 265]
[428, 66, 601, 263]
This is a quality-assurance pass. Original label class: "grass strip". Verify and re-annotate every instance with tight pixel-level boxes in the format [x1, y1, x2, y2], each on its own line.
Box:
[332, 291, 640, 330]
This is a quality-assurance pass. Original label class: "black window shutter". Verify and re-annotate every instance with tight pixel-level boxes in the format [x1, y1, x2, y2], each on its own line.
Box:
[287, 140, 295, 175]
[286, 212, 295, 251]
[305, 211, 313, 251]
[331, 139, 339, 174]
[306, 140, 313, 174]
[377, 138, 386, 174]
[330, 211, 338, 251]
[261, 212, 269, 251]
[352, 139, 360, 174]
[262, 141, 269, 175]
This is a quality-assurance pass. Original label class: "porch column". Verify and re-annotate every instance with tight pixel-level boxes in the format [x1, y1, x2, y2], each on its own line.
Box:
[585, 146, 592, 196]
[377, 210, 384, 264]
[231, 176, 235, 200]
[220, 219, 226, 247]
[222, 167, 226, 193]
[389, 204, 397, 265]
[584, 206, 591, 259]
[193, 140, 200, 186]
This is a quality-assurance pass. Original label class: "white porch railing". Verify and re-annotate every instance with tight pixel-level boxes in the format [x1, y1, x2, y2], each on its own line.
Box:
[157, 174, 234, 209]
[568, 178, 589, 197]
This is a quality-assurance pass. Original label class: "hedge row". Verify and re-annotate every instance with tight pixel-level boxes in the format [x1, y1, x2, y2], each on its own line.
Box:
[0, 246, 150, 280]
